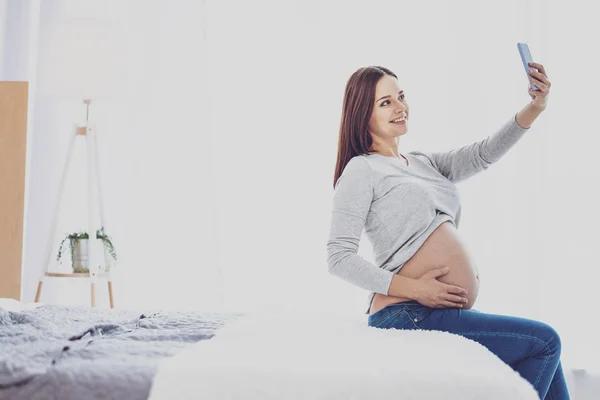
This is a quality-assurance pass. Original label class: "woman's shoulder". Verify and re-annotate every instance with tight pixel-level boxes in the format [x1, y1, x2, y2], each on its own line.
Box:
[343, 155, 373, 175]
[335, 155, 374, 187]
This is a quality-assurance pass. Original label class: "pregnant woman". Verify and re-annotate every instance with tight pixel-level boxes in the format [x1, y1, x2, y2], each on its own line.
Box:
[326, 65, 569, 399]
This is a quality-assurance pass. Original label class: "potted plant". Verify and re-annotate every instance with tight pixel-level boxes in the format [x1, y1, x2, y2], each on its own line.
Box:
[56, 227, 117, 273]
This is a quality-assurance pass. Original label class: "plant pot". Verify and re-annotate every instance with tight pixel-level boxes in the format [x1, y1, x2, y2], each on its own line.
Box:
[72, 238, 89, 273]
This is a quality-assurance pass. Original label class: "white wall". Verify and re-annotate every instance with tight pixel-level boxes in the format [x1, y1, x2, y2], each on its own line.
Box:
[21, 0, 220, 311]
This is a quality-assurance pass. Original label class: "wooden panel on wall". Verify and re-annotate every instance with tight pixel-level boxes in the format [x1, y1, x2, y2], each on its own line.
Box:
[0, 81, 28, 301]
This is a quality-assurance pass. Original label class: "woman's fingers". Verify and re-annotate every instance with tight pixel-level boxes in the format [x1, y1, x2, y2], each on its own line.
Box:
[446, 285, 468, 296]
[529, 62, 548, 78]
[529, 71, 549, 89]
[528, 64, 551, 91]
[447, 294, 468, 304]
[528, 68, 550, 84]
[438, 301, 463, 308]
[530, 79, 547, 91]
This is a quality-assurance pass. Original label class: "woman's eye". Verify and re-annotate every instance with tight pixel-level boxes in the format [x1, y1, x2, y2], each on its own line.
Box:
[381, 95, 405, 106]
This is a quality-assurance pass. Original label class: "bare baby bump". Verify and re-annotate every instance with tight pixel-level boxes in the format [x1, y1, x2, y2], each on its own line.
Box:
[370, 221, 480, 315]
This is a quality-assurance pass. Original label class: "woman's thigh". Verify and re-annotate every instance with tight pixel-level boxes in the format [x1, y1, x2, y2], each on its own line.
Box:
[368, 301, 561, 369]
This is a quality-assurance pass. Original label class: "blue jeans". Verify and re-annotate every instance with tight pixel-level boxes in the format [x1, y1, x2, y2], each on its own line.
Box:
[367, 301, 570, 400]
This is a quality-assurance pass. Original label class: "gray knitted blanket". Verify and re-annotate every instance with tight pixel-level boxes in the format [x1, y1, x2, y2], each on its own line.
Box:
[0, 304, 239, 400]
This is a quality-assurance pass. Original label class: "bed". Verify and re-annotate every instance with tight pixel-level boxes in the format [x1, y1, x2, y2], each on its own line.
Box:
[1, 299, 540, 400]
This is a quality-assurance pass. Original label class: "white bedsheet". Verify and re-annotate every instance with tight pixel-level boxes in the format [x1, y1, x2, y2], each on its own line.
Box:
[148, 311, 539, 400]
[0, 298, 42, 312]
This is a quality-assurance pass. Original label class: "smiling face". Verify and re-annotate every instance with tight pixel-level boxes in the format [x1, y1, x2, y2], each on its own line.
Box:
[367, 74, 409, 153]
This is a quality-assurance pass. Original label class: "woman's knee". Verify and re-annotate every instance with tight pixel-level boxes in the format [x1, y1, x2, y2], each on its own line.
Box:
[533, 320, 562, 356]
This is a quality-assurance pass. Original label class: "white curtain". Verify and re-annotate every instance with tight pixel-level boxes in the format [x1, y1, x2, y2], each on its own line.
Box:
[0, 0, 37, 81]
[17, 0, 599, 372]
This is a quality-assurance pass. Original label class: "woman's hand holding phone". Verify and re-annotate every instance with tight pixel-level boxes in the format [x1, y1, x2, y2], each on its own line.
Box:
[526, 62, 551, 111]
[517, 43, 551, 111]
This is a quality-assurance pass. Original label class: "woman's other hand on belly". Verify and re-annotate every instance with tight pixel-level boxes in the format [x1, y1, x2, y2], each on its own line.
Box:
[412, 267, 470, 309]
[433, 265, 480, 309]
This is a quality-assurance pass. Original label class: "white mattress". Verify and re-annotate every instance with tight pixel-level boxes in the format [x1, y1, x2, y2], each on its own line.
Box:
[148, 311, 539, 400]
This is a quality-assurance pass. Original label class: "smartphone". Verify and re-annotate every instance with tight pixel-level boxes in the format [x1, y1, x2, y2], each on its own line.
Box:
[517, 42, 540, 91]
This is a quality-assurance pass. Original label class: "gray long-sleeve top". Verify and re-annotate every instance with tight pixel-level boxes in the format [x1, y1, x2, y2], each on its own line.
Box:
[326, 114, 530, 314]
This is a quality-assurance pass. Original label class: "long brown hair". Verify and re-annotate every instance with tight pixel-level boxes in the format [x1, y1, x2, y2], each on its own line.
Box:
[333, 66, 398, 189]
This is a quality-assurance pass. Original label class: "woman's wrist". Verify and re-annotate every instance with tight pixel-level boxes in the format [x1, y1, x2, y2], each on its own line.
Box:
[515, 103, 545, 129]
[388, 274, 419, 299]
